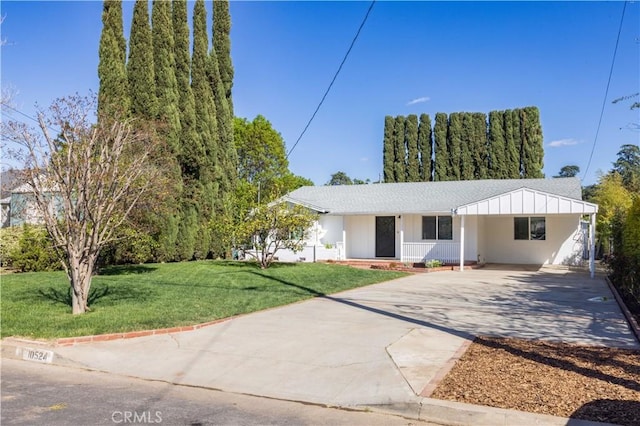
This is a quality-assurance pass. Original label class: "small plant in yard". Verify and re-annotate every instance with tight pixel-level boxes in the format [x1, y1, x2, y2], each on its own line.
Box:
[424, 259, 443, 268]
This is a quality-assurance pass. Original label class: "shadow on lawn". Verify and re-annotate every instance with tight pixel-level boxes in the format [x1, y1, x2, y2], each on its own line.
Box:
[35, 284, 156, 308]
[98, 265, 158, 276]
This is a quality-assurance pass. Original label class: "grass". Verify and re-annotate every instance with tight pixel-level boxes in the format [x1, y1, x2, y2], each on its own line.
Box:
[1, 260, 407, 339]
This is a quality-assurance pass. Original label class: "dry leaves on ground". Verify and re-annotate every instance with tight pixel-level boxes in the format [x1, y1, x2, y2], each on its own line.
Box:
[431, 336, 640, 426]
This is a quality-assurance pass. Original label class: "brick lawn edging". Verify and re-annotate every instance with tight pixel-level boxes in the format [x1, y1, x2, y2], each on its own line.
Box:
[55, 317, 234, 346]
[605, 276, 640, 344]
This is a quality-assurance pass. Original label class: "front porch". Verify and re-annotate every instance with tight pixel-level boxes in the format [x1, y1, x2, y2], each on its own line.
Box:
[335, 241, 461, 264]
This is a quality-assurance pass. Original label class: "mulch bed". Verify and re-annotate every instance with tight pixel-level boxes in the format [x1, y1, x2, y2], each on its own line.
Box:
[431, 336, 640, 426]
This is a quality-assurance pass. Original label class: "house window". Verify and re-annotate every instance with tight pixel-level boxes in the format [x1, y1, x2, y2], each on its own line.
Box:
[422, 216, 453, 240]
[514, 217, 546, 240]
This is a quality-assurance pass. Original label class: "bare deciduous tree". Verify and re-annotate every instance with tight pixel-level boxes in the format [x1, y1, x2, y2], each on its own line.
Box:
[3, 94, 160, 314]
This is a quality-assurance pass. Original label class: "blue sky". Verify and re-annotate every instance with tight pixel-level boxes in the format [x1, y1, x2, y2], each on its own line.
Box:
[2, 1, 639, 186]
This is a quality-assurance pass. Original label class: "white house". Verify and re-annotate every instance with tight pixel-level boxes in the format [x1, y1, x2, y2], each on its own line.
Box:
[276, 177, 598, 277]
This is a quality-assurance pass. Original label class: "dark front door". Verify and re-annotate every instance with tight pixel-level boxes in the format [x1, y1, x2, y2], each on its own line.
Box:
[375, 216, 395, 258]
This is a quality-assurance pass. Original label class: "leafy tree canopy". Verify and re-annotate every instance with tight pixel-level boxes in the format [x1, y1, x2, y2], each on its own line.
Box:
[555, 165, 580, 178]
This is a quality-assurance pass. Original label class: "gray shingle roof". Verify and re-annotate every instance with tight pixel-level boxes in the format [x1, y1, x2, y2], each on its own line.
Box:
[284, 178, 584, 215]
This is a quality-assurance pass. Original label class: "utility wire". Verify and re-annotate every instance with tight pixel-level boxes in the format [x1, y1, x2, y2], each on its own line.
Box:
[1, 102, 60, 134]
[286, 0, 376, 159]
[582, 0, 627, 182]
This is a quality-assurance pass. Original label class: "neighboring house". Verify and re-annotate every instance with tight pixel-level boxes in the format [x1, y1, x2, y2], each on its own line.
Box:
[0, 171, 61, 228]
[278, 177, 598, 277]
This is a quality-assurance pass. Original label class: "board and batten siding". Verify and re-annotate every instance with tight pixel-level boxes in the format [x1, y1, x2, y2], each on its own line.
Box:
[456, 188, 597, 216]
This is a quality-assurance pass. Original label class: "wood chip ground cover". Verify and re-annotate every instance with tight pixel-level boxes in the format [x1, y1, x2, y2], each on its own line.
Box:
[431, 336, 640, 426]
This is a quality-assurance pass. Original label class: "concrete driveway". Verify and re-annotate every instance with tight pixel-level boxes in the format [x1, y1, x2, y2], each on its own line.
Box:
[42, 266, 639, 418]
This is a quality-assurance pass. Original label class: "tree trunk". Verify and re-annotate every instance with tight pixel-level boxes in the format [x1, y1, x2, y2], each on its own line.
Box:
[68, 252, 96, 314]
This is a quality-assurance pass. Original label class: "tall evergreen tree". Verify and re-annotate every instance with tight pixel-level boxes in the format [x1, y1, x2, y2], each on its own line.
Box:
[519, 106, 544, 178]
[459, 112, 474, 180]
[393, 115, 406, 183]
[173, 0, 204, 181]
[192, 0, 219, 186]
[417, 113, 433, 181]
[152, 0, 181, 154]
[127, 0, 157, 119]
[151, 0, 182, 262]
[174, 0, 205, 260]
[192, 0, 219, 258]
[503, 109, 521, 178]
[382, 116, 395, 183]
[472, 112, 489, 179]
[98, 0, 129, 118]
[488, 110, 507, 178]
[447, 113, 463, 180]
[208, 35, 236, 196]
[213, 0, 234, 112]
[405, 114, 420, 182]
[433, 113, 449, 181]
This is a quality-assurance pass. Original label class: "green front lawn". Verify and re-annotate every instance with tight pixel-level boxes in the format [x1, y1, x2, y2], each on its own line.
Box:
[1, 261, 407, 339]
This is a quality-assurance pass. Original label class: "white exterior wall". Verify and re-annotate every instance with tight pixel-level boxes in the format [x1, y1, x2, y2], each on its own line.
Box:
[318, 215, 343, 246]
[483, 214, 585, 265]
[345, 215, 376, 258]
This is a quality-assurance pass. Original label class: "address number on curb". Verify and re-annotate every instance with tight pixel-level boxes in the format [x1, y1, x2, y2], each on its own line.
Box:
[17, 347, 54, 364]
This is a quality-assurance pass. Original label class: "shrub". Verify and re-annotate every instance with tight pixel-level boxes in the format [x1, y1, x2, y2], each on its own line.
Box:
[0, 227, 22, 267]
[99, 226, 157, 266]
[424, 259, 443, 268]
[9, 225, 61, 272]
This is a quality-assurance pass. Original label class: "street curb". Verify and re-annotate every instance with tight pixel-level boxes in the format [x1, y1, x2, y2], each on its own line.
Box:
[414, 398, 617, 426]
[605, 276, 640, 344]
[54, 316, 234, 346]
[0, 317, 235, 349]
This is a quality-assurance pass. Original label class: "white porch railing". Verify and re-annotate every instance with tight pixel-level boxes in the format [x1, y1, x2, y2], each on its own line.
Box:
[336, 241, 345, 260]
[402, 242, 460, 263]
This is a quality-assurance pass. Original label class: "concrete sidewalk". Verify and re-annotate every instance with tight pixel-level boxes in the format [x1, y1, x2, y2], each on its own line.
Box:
[3, 267, 636, 425]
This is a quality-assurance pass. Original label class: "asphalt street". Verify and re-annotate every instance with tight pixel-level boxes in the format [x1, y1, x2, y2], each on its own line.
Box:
[1, 358, 433, 426]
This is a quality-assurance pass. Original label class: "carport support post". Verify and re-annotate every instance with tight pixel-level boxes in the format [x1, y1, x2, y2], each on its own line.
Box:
[459, 215, 465, 271]
[590, 213, 596, 279]
[400, 215, 404, 262]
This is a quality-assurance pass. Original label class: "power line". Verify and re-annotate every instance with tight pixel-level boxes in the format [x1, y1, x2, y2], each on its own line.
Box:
[1, 102, 60, 134]
[582, 0, 628, 182]
[286, 0, 376, 159]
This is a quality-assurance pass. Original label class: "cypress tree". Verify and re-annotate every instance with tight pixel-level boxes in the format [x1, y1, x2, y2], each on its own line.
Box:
[472, 112, 489, 179]
[208, 39, 236, 197]
[520, 106, 544, 178]
[405, 114, 420, 182]
[382, 116, 395, 183]
[192, 0, 219, 258]
[174, 0, 204, 260]
[127, 0, 157, 119]
[192, 0, 219, 187]
[433, 113, 449, 181]
[98, 0, 129, 118]
[447, 112, 463, 180]
[213, 0, 234, 112]
[152, 0, 181, 154]
[173, 0, 204, 181]
[393, 115, 406, 183]
[151, 0, 182, 262]
[459, 112, 474, 180]
[503, 109, 521, 178]
[488, 110, 507, 178]
[417, 113, 433, 181]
